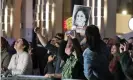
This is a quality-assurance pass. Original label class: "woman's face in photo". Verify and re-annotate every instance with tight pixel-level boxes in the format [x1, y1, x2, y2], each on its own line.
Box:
[75, 11, 86, 27]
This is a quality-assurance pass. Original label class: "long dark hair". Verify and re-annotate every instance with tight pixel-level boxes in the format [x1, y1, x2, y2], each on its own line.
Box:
[21, 38, 29, 52]
[74, 7, 89, 26]
[85, 25, 101, 52]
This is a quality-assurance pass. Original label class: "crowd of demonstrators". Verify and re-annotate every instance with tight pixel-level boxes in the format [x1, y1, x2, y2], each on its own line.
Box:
[1, 25, 133, 80]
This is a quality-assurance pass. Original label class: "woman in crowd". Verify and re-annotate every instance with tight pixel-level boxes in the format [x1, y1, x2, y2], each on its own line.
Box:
[109, 43, 125, 80]
[83, 25, 112, 80]
[8, 38, 32, 75]
[119, 39, 133, 80]
[62, 34, 85, 79]
[44, 31, 85, 79]
[1, 37, 12, 73]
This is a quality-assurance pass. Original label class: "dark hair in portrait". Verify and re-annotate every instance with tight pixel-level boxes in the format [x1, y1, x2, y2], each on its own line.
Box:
[74, 6, 89, 27]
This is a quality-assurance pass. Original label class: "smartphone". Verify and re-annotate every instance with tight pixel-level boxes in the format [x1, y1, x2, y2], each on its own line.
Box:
[66, 30, 71, 35]
[70, 30, 75, 36]
[66, 30, 75, 36]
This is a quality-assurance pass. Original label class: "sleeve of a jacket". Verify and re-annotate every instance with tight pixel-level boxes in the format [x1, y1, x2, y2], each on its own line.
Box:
[83, 49, 94, 79]
[120, 51, 133, 80]
[120, 52, 131, 71]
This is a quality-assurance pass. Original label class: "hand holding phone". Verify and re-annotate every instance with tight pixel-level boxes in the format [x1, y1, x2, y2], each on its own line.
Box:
[69, 30, 76, 39]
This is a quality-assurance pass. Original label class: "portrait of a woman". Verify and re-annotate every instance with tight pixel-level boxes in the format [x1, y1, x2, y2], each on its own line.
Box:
[72, 5, 91, 36]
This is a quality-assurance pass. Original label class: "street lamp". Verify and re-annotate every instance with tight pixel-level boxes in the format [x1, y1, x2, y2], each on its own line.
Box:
[122, 10, 127, 15]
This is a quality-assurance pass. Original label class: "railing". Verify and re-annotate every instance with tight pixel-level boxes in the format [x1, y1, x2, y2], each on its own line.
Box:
[1, 75, 61, 80]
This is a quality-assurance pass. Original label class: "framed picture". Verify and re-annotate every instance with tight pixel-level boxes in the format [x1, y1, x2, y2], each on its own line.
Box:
[72, 5, 91, 36]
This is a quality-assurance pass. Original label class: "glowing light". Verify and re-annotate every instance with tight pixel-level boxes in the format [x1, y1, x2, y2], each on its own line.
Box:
[41, 4, 44, 21]
[87, 0, 90, 6]
[37, 5, 40, 13]
[51, 3, 55, 27]
[45, 1, 49, 32]
[97, 0, 101, 30]
[4, 6, 8, 33]
[92, 0, 95, 24]
[10, 8, 13, 30]
[129, 18, 133, 30]
[122, 10, 127, 15]
[38, 0, 41, 5]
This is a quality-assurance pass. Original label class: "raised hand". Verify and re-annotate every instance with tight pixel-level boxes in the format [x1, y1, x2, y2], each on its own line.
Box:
[69, 30, 76, 39]
[119, 43, 128, 53]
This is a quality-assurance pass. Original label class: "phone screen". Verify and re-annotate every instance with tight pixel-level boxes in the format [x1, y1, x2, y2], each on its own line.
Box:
[66, 30, 76, 36]
[70, 30, 75, 36]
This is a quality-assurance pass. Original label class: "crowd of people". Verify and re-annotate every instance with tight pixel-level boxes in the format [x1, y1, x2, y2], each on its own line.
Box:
[1, 25, 133, 80]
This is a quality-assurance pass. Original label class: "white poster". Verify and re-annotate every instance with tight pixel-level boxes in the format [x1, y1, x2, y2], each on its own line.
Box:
[72, 5, 91, 36]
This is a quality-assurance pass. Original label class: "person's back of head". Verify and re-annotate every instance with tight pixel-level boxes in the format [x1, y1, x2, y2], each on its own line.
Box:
[55, 33, 64, 40]
[85, 25, 101, 52]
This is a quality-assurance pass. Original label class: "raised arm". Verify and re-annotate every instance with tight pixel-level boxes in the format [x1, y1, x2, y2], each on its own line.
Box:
[34, 27, 48, 47]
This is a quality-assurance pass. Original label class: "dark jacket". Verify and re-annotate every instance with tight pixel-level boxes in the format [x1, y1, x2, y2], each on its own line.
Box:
[120, 51, 133, 80]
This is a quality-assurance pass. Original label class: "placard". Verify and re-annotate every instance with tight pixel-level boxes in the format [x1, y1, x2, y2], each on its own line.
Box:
[72, 5, 91, 36]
